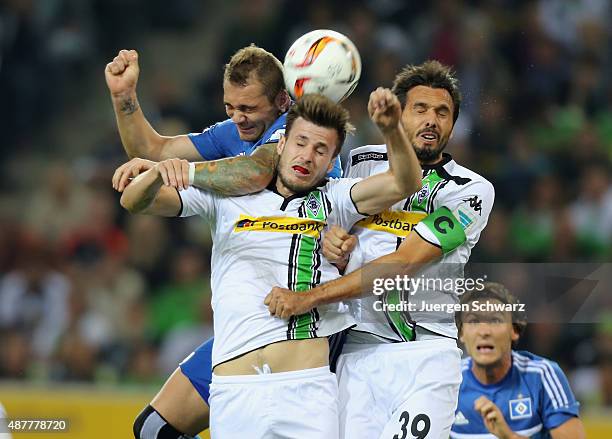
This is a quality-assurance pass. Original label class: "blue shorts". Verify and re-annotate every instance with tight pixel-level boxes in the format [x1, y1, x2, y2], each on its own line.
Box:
[179, 337, 214, 405]
[178, 331, 348, 406]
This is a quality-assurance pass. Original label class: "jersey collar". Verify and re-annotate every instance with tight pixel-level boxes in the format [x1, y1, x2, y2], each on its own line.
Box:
[267, 176, 328, 211]
[467, 356, 515, 389]
[421, 152, 453, 171]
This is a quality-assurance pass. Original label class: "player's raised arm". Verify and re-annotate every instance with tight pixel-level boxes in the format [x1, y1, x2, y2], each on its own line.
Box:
[105, 50, 201, 161]
[118, 158, 184, 217]
[350, 88, 421, 215]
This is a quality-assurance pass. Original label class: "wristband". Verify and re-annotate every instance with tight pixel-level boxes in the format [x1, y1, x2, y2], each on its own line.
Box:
[188, 162, 195, 186]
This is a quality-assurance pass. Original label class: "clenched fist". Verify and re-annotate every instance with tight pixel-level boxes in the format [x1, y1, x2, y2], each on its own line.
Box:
[322, 225, 357, 272]
[264, 287, 315, 319]
[105, 49, 140, 97]
[368, 87, 402, 134]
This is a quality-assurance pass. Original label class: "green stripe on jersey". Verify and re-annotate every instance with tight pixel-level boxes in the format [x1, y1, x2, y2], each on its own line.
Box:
[384, 290, 415, 341]
[292, 191, 325, 339]
[411, 170, 444, 212]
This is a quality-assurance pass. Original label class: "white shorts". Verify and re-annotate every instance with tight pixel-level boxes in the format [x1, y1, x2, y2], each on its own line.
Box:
[210, 366, 339, 439]
[337, 338, 462, 439]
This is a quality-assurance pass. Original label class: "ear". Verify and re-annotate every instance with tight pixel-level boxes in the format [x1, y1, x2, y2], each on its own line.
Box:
[276, 90, 291, 113]
[511, 325, 520, 344]
[277, 135, 286, 155]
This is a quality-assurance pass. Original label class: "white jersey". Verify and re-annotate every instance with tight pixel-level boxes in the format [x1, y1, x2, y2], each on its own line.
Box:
[179, 178, 364, 367]
[345, 145, 494, 339]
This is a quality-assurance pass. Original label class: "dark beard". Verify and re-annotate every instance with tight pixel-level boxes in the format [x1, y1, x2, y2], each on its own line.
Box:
[414, 138, 448, 164]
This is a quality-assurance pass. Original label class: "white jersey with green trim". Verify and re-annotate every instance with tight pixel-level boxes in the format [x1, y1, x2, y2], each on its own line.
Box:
[345, 144, 494, 340]
[178, 178, 364, 367]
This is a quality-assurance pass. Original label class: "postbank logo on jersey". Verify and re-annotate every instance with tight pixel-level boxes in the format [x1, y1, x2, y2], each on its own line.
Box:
[233, 215, 325, 237]
[355, 210, 426, 237]
[509, 396, 533, 420]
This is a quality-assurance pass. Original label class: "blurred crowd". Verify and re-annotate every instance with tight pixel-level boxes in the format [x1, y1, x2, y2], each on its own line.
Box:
[0, 0, 611, 409]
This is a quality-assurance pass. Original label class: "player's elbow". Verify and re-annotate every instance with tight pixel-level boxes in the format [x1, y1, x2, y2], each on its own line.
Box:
[551, 418, 586, 439]
[120, 192, 142, 214]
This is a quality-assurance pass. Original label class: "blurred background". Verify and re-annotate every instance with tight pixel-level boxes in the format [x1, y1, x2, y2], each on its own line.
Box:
[0, 0, 610, 437]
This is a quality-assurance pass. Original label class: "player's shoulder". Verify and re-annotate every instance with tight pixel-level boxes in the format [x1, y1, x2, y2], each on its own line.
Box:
[446, 159, 494, 195]
[322, 176, 361, 192]
[347, 144, 388, 166]
[196, 118, 236, 134]
[259, 112, 287, 145]
[512, 350, 566, 379]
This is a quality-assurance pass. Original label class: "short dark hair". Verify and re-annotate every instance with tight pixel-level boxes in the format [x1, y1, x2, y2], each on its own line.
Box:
[285, 94, 354, 157]
[456, 282, 527, 339]
[223, 44, 285, 103]
[392, 60, 462, 124]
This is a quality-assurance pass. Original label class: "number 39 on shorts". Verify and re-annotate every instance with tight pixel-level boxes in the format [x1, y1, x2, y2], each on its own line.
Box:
[392, 411, 431, 439]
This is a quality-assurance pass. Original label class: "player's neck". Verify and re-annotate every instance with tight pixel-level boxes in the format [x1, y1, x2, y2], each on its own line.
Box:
[419, 153, 444, 167]
[472, 354, 512, 385]
[275, 178, 297, 198]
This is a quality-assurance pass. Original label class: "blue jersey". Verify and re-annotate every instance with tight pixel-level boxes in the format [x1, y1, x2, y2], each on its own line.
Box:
[187, 114, 342, 178]
[451, 351, 580, 438]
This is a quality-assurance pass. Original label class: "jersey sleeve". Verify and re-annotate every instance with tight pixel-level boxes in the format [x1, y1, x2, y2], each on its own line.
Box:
[187, 119, 237, 160]
[260, 126, 284, 145]
[178, 186, 217, 220]
[345, 145, 388, 179]
[325, 177, 366, 230]
[541, 360, 581, 430]
[414, 178, 494, 253]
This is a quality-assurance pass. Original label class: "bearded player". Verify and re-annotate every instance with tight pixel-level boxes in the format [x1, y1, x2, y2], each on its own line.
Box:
[265, 60, 495, 438]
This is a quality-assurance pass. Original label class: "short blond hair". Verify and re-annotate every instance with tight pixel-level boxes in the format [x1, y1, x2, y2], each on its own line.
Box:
[223, 44, 285, 103]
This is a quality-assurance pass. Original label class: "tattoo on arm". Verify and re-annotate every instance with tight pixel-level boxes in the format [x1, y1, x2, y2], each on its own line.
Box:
[119, 96, 139, 115]
[192, 143, 278, 196]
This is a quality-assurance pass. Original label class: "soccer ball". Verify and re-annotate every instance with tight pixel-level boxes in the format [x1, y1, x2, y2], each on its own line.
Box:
[283, 29, 361, 103]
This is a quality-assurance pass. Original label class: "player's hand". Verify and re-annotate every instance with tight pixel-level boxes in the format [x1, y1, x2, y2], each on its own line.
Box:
[155, 158, 191, 190]
[105, 49, 140, 97]
[368, 87, 401, 134]
[322, 225, 357, 271]
[112, 158, 157, 192]
[474, 396, 515, 439]
[264, 287, 314, 319]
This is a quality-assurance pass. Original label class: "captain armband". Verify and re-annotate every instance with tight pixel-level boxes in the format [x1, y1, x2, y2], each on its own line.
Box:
[415, 206, 467, 254]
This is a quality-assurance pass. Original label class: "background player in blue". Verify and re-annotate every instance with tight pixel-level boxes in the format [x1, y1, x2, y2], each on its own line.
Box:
[452, 282, 585, 439]
[107, 45, 341, 439]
